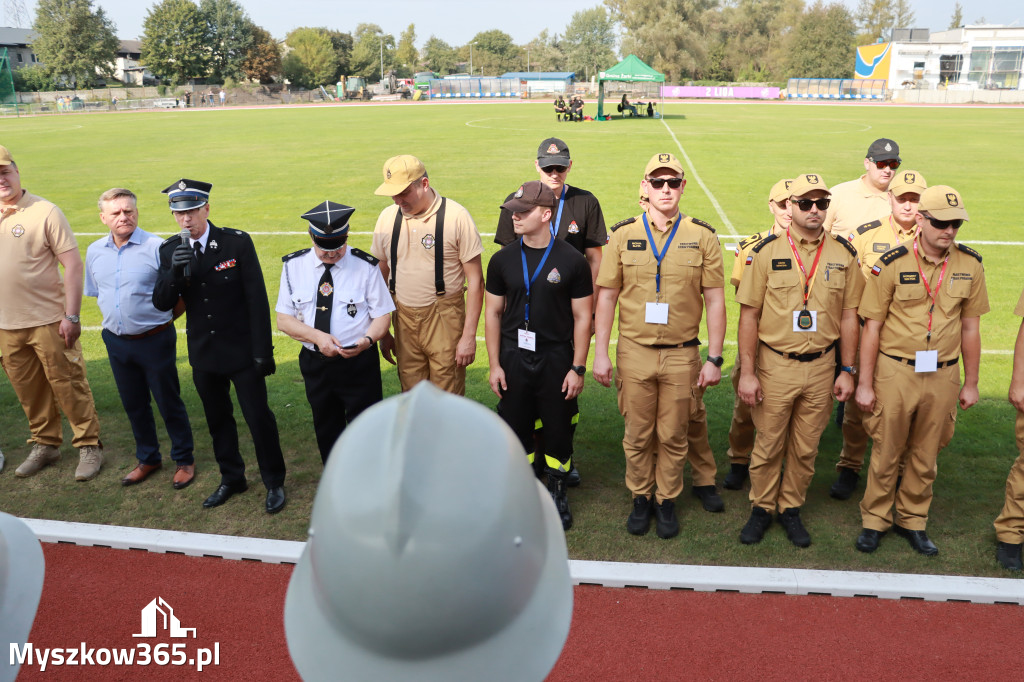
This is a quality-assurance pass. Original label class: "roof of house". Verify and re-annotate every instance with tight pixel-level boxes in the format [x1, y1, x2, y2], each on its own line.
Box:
[0, 27, 37, 47]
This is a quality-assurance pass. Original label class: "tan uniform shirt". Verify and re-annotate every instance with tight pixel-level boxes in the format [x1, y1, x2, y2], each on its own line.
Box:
[736, 231, 863, 354]
[597, 212, 724, 345]
[859, 238, 989, 361]
[371, 189, 483, 308]
[823, 175, 891, 240]
[850, 215, 916, 278]
[731, 225, 782, 289]
[0, 191, 77, 330]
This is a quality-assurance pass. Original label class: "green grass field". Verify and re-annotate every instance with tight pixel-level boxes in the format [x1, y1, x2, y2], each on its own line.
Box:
[1, 101, 1023, 577]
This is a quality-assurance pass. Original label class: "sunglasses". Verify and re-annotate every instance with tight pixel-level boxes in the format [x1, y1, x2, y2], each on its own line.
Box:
[791, 198, 831, 211]
[874, 160, 901, 170]
[541, 165, 568, 174]
[647, 177, 683, 189]
[923, 214, 963, 231]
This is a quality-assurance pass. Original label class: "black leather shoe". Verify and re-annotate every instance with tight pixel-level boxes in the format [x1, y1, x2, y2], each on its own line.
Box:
[777, 507, 811, 548]
[566, 465, 581, 488]
[996, 541, 1023, 571]
[740, 507, 772, 544]
[547, 475, 573, 530]
[654, 499, 679, 539]
[626, 495, 652, 536]
[829, 467, 860, 500]
[893, 524, 938, 555]
[691, 485, 725, 513]
[723, 463, 748, 490]
[202, 481, 247, 508]
[265, 486, 286, 514]
[856, 528, 886, 553]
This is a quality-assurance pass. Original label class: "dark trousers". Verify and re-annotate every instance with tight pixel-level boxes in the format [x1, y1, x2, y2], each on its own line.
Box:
[102, 326, 193, 465]
[299, 346, 383, 463]
[498, 344, 577, 475]
[192, 364, 285, 489]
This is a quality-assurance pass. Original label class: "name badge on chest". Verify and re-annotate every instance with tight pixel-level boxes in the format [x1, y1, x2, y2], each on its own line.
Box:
[645, 302, 669, 325]
[793, 309, 817, 332]
[518, 328, 537, 351]
[915, 350, 938, 373]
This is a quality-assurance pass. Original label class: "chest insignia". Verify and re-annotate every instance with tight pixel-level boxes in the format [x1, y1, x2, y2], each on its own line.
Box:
[11, 224, 24, 237]
[421, 234, 435, 249]
[319, 281, 334, 297]
[214, 259, 236, 271]
[546, 268, 561, 284]
[346, 302, 357, 317]
[771, 258, 792, 271]
[208, 239, 218, 251]
[568, 221, 579, 234]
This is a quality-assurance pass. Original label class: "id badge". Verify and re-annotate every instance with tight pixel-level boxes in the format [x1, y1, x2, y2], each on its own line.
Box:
[915, 350, 938, 373]
[792, 309, 817, 332]
[645, 302, 669, 325]
[518, 328, 537, 351]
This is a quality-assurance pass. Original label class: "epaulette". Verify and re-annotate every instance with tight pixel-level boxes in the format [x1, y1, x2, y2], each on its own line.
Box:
[610, 216, 636, 233]
[750, 233, 778, 254]
[224, 228, 245, 237]
[281, 248, 310, 263]
[161, 235, 179, 246]
[833, 233, 858, 257]
[856, 220, 883, 235]
[956, 243, 982, 262]
[738, 231, 768, 250]
[878, 244, 909, 265]
[350, 247, 380, 266]
[691, 217, 715, 233]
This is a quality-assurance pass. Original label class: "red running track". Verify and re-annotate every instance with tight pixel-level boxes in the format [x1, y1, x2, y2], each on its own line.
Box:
[14, 544, 1024, 680]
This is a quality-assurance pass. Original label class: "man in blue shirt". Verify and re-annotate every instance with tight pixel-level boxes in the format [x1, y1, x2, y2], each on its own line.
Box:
[85, 188, 195, 489]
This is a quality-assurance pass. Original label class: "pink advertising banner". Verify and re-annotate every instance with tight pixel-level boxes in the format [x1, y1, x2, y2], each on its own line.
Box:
[661, 86, 780, 99]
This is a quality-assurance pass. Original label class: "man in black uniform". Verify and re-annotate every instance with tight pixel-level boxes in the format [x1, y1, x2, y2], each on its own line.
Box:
[152, 179, 287, 514]
[276, 202, 395, 464]
[485, 180, 594, 531]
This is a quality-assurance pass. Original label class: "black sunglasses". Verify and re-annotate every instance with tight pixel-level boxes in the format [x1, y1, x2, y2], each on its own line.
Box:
[647, 177, 683, 189]
[923, 214, 963, 230]
[791, 198, 831, 211]
[541, 165, 568, 174]
[874, 160, 901, 170]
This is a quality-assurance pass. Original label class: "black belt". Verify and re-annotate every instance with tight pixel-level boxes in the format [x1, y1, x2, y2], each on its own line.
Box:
[648, 338, 700, 350]
[763, 339, 837, 363]
[121, 321, 173, 340]
[881, 352, 959, 368]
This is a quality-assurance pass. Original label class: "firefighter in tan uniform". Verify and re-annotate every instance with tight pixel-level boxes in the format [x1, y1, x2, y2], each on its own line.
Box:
[371, 155, 484, 395]
[593, 153, 726, 540]
[995, 286, 1024, 571]
[829, 169, 927, 500]
[722, 178, 792, 492]
[823, 138, 902, 240]
[736, 174, 863, 548]
[854, 185, 988, 556]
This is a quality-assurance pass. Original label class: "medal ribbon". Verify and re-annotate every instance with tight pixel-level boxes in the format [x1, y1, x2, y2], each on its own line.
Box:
[912, 239, 950, 344]
[642, 212, 682, 299]
[785, 229, 826, 310]
[550, 185, 567, 237]
[520, 236, 555, 329]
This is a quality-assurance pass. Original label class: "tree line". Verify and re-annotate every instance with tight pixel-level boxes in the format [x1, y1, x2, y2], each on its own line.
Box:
[20, 0, 970, 92]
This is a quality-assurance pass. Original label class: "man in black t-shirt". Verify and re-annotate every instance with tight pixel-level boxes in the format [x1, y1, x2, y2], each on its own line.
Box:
[485, 180, 593, 531]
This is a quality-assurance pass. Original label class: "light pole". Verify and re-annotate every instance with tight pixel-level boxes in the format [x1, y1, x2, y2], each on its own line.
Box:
[470, 41, 477, 76]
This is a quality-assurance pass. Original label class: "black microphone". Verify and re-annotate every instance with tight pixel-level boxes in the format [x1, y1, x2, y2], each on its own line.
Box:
[179, 228, 191, 279]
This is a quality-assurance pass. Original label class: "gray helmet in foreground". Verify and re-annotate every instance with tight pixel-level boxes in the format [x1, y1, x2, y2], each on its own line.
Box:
[284, 382, 573, 681]
[0, 512, 45, 682]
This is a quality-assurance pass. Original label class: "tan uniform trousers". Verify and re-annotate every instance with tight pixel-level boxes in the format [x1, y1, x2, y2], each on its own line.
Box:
[994, 410, 1024, 544]
[393, 295, 466, 395]
[837, 366, 869, 471]
[0, 322, 100, 448]
[686, 386, 717, 487]
[726, 354, 754, 466]
[749, 344, 835, 513]
[615, 336, 700, 503]
[860, 355, 959, 532]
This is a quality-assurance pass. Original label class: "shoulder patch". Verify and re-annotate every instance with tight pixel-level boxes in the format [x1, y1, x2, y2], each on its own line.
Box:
[750, 233, 778, 254]
[691, 217, 715, 233]
[878, 244, 909, 266]
[956, 243, 982, 262]
[856, 220, 883, 235]
[281, 248, 310, 263]
[610, 216, 636, 233]
[833, 233, 858, 257]
[349, 247, 380, 266]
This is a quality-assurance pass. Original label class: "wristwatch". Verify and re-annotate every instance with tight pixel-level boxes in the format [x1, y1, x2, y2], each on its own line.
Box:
[707, 355, 724, 368]
[64, 314, 80, 324]
[841, 365, 857, 375]
[571, 365, 586, 376]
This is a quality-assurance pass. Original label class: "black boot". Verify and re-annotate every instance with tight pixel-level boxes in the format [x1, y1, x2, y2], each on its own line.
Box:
[723, 463, 749, 490]
[829, 467, 860, 500]
[547, 474, 572, 531]
[996, 541, 1023, 571]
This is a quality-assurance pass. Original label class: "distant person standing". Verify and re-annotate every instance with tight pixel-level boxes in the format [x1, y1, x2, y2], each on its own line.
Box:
[823, 138, 902, 240]
[219, 89, 226, 106]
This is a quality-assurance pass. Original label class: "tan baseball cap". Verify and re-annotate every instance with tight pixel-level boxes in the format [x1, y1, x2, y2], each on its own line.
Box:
[644, 153, 684, 177]
[0, 145, 13, 166]
[919, 185, 968, 221]
[887, 169, 927, 196]
[374, 155, 426, 197]
[788, 173, 830, 198]
[769, 179, 793, 203]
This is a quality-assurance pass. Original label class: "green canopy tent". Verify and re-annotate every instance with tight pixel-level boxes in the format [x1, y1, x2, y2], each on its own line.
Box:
[596, 55, 665, 120]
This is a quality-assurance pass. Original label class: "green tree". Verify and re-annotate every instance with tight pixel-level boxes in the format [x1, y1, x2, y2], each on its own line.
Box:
[141, 0, 211, 84]
[322, 29, 353, 80]
[240, 25, 281, 83]
[395, 23, 418, 77]
[892, 0, 914, 30]
[282, 27, 335, 88]
[422, 36, 457, 74]
[716, 0, 804, 82]
[785, 0, 857, 79]
[855, 0, 894, 43]
[948, 2, 963, 29]
[199, 0, 253, 82]
[350, 24, 396, 79]
[463, 29, 518, 76]
[31, 0, 119, 90]
[562, 7, 617, 81]
[12, 64, 54, 92]
[604, 0, 718, 82]
[523, 30, 566, 72]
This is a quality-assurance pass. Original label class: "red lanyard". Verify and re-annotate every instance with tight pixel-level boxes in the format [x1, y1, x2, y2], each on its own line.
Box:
[785, 229, 826, 310]
[912, 240, 949, 343]
[890, 216, 915, 245]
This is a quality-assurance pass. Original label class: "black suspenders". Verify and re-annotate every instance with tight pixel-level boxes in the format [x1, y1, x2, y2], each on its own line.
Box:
[388, 197, 447, 297]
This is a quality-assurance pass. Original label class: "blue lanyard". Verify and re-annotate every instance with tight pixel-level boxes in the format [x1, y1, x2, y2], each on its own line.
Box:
[642, 212, 682, 295]
[520, 236, 555, 328]
[550, 185, 567, 237]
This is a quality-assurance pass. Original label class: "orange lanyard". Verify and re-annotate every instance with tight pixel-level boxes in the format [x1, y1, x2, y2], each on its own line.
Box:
[912, 240, 949, 344]
[785, 229, 826, 310]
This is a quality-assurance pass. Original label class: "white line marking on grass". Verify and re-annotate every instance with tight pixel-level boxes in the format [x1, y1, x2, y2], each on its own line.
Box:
[660, 118, 738, 236]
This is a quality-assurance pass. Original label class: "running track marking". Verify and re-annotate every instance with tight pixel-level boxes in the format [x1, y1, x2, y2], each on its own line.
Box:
[659, 117, 738, 236]
[24, 519, 1024, 604]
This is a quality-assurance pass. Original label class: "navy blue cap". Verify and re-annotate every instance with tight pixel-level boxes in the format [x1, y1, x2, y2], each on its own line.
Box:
[162, 178, 212, 211]
[303, 201, 354, 251]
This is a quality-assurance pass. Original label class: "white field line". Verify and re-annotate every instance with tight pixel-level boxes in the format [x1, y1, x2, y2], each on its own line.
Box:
[659, 117, 739, 236]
